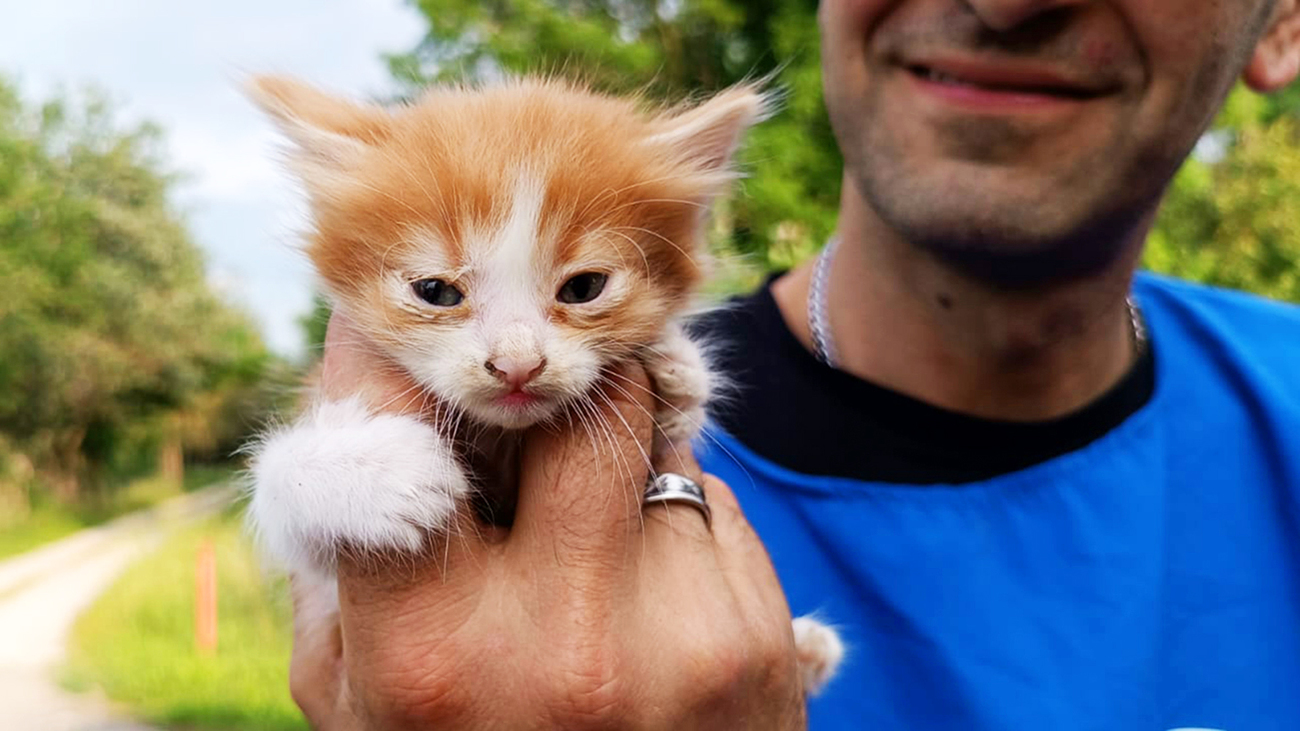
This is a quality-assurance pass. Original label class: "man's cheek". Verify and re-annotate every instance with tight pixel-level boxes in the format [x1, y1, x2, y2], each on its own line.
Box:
[820, 0, 895, 33]
[826, 0, 909, 28]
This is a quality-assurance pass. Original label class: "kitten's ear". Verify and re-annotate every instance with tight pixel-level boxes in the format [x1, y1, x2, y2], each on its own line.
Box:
[647, 81, 778, 187]
[245, 75, 391, 182]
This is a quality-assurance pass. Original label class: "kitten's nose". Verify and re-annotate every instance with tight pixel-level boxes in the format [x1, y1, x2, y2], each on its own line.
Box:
[485, 355, 547, 388]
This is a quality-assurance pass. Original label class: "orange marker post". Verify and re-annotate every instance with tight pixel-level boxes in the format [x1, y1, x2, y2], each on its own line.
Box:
[195, 539, 218, 655]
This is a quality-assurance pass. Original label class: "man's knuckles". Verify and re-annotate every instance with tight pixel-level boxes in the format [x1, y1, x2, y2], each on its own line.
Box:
[539, 654, 629, 728]
[349, 656, 478, 729]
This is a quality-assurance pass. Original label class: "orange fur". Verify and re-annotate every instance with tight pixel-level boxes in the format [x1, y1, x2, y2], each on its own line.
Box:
[248, 74, 768, 428]
[253, 76, 757, 321]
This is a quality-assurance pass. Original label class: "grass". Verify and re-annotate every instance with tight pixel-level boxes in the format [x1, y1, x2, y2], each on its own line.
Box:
[64, 505, 307, 731]
[0, 505, 89, 560]
[0, 463, 237, 562]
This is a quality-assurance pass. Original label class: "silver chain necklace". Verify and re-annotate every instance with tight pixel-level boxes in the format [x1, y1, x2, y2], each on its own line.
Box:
[807, 236, 1146, 369]
[808, 235, 842, 367]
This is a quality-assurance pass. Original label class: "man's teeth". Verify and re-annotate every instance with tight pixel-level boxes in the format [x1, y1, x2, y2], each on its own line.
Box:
[922, 68, 971, 86]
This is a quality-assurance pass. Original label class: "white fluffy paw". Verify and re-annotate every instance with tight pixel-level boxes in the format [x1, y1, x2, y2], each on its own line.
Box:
[247, 397, 469, 575]
[793, 616, 845, 697]
[645, 323, 713, 446]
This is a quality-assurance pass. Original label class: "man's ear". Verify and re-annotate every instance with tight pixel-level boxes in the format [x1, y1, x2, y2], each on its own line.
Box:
[1243, 0, 1300, 92]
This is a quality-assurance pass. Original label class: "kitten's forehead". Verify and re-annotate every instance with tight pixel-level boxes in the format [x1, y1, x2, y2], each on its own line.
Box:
[401, 173, 552, 274]
[473, 175, 551, 308]
[310, 81, 731, 301]
[473, 175, 546, 268]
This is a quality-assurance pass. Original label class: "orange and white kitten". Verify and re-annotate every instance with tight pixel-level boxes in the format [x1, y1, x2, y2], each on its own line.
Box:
[246, 75, 842, 695]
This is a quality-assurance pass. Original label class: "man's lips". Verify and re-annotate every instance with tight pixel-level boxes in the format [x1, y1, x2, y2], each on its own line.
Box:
[904, 57, 1115, 100]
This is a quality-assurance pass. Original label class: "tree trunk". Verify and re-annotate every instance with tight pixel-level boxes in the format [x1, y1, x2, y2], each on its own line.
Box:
[47, 427, 87, 504]
[159, 435, 184, 490]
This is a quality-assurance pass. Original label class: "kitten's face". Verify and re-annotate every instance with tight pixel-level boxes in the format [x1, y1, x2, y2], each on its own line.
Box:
[356, 172, 691, 428]
[251, 77, 765, 428]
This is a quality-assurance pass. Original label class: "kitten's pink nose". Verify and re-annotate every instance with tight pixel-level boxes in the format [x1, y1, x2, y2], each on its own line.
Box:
[485, 355, 547, 388]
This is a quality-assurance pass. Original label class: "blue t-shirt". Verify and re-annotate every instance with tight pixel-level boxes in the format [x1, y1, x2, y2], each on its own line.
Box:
[695, 273, 1300, 730]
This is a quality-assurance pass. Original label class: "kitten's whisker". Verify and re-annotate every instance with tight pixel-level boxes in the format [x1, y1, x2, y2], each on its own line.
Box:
[371, 381, 428, 415]
[592, 388, 655, 480]
[610, 225, 693, 261]
[603, 230, 651, 273]
[583, 395, 635, 520]
[603, 379, 687, 471]
[600, 380, 676, 464]
[576, 398, 610, 466]
[562, 400, 596, 474]
[575, 171, 704, 222]
[589, 390, 647, 539]
[606, 196, 711, 215]
[580, 396, 624, 502]
[574, 186, 620, 224]
[607, 369, 686, 411]
[604, 369, 750, 486]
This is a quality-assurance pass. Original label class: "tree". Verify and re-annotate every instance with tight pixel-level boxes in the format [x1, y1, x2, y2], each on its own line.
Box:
[1145, 85, 1300, 303]
[0, 78, 272, 502]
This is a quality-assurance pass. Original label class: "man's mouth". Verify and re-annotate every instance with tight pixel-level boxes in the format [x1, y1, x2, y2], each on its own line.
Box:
[903, 59, 1114, 104]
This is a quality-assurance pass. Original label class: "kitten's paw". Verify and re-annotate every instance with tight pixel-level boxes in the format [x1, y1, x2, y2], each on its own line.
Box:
[646, 324, 712, 444]
[793, 616, 845, 697]
[248, 397, 469, 574]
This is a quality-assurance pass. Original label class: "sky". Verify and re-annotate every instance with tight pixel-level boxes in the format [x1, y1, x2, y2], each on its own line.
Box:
[0, 0, 428, 358]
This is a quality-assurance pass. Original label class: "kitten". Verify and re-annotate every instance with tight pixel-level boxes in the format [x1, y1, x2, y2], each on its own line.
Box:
[246, 75, 843, 696]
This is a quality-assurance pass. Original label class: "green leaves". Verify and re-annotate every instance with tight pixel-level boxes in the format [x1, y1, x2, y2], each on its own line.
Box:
[0, 78, 271, 499]
[1147, 84, 1300, 304]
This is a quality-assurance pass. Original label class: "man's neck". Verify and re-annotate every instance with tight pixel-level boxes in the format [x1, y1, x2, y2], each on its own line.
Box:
[772, 180, 1149, 423]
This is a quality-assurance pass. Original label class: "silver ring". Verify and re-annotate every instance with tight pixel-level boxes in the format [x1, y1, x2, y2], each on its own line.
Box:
[643, 473, 712, 529]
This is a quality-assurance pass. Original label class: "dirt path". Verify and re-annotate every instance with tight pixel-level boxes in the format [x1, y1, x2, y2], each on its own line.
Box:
[0, 487, 236, 731]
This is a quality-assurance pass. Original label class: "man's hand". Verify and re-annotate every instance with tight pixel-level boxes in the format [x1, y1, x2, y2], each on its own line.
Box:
[289, 313, 807, 730]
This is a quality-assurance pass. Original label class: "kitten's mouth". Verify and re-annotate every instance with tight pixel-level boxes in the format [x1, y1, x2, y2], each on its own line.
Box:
[474, 386, 563, 428]
[498, 390, 540, 408]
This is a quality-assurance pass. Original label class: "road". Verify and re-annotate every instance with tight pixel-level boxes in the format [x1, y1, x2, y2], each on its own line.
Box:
[0, 486, 236, 731]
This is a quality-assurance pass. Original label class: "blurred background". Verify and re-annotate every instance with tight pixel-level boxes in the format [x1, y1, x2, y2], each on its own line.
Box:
[0, 1, 1297, 729]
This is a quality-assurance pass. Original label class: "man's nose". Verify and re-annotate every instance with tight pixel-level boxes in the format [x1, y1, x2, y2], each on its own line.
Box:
[485, 354, 547, 388]
[963, 0, 1087, 32]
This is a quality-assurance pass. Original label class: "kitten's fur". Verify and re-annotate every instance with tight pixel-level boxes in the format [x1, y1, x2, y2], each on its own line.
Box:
[246, 75, 842, 696]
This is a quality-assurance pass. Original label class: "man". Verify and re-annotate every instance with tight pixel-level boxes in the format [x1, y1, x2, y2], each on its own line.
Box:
[293, 0, 1300, 728]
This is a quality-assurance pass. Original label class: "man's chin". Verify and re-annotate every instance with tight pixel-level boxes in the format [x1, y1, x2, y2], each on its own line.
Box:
[864, 177, 1144, 288]
[923, 238, 1131, 289]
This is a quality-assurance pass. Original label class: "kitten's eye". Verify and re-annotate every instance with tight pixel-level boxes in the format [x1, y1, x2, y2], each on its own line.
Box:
[412, 279, 464, 307]
[558, 272, 608, 304]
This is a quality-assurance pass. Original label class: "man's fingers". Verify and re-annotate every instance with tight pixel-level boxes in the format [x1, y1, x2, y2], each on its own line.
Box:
[647, 442, 789, 609]
[288, 573, 353, 730]
[320, 312, 430, 417]
[509, 361, 658, 566]
[641, 437, 713, 541]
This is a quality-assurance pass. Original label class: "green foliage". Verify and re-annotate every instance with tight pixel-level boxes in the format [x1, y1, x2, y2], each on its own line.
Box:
[389, 0, 840, 270]
[1146, 85, 1300, 303]
[298, 293, 332, 357]
[65, 507, 305, 731]
[0, 77, 274, 501]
